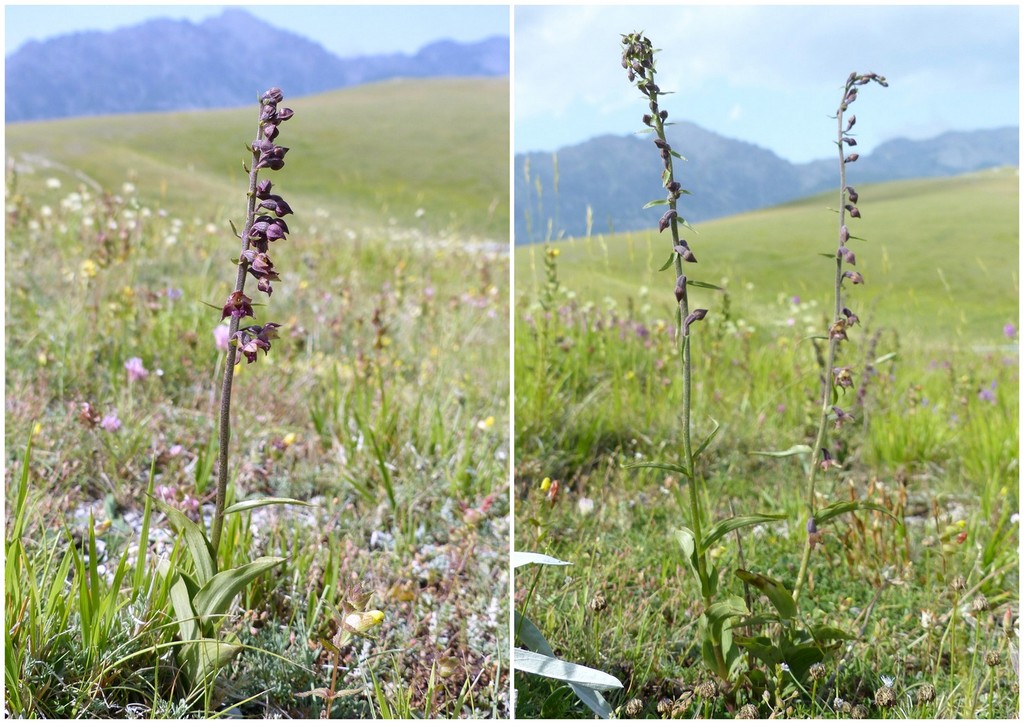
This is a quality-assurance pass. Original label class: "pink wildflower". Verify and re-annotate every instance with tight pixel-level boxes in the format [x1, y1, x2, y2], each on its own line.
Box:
[100, 412, 121, 432]
[214, 324, 231, 351]
[124, 357, 148, 382]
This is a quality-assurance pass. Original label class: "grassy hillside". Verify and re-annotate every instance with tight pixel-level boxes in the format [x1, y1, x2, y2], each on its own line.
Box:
[5, 78, 509, 717]
[6, 77, 510, 239]
[516, 168, 1018, 348]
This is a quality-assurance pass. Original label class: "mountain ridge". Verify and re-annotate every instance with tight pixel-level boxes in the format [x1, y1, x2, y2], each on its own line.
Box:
[5, 8, 509, 123]
[515, 124, 1018, 244]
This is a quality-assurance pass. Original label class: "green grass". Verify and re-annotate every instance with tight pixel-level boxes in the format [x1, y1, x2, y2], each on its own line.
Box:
[5, 79, 509, 718]
[6, 77, 510, 240]
[516, 168, 1018, 349]
[513, 171, 1018, 718]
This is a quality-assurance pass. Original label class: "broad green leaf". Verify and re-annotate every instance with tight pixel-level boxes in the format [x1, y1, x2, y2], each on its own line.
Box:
[736, 613, 782, 628]
[692, 418, 721, 461]
[733, 635, 781, 667]
[514, 649, 623, 691]
[156, 500, 215, 585]
[192, 556, 285, 622]
[705, 596, 749, 628]
[735, 569, 797, 620]
[809, 624, 857, 643]
[622, 460, 692, 479]
[168, 573, 199, 644]
[675, 528, 699, 573]
[511, 552, 571, 569]
[702, 562, 719, 599]
[815, 500, 897, 527]
[750, 445, 812, 458]
[223, 497, 316, 515]
[702, 513, 786, 550]
[643, 198, 670, 209]
[657, 252, 675, 271]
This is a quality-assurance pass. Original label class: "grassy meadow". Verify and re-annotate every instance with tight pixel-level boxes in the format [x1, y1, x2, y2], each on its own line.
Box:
[513, 169, 1019, 717]
[5, 78, 510, 718]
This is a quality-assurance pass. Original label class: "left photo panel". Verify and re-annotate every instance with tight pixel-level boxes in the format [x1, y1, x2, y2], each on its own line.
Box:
[5, 5, 510, 718]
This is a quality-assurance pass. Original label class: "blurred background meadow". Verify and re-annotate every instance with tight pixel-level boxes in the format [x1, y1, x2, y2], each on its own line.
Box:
[5, 6, 510, 718]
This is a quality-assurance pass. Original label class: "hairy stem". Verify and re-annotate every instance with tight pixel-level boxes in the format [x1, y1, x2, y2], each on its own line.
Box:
[211, 124, 263, 555]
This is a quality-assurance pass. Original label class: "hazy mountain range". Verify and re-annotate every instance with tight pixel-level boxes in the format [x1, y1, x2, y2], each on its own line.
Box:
[5, 8, 509, 123]
[516, 124, 1018, 244]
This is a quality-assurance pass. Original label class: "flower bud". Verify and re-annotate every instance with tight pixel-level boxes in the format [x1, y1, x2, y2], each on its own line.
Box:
[261, 87, 284, 104]
[845, 186, 858, 203]
[343, 609, 385, 636]
[683, 309, 708, 336]
[845, 204, 861, 218]
[845, 115, 856, 132]
[658, 208, 677, 233]
[843, 271, 864, 285]
[839, 225, 850, 244]
[674, 275, 687, 303]
[844, 153, 860, 164]
[674, 242, 697, 263]
[842, 137, 857, 146]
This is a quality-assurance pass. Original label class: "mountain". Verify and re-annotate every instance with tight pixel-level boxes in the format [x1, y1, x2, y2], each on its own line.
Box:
[515, 125, 1018, 244]
[5, 8, 509, 123]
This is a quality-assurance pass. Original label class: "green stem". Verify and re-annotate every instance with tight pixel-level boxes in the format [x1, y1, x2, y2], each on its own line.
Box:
[793, 78, 854, 605]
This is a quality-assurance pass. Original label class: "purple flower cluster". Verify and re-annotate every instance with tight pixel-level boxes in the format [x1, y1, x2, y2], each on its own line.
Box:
[220, 88, 295, 363]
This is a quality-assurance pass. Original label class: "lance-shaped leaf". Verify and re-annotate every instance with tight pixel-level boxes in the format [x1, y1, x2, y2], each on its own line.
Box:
[735, 569, 797, 620]
[658, 251, 675, 272]
[693, 418, 721, 461]
[223, 497, 316, 515]
[622, 460, 692, 480]
[815, 500, 898, 527]
[643, 198, 671, 209]
[192, 556, 285, 624]
[155, 500, 216, 585]
[702, 513, 787, 551]
[750, 444, 813, 458]
[514, 612, 618, 719]
[511, 552, 572, 569]
[686, 279, 723, 291]
[514, 650, 623, 692]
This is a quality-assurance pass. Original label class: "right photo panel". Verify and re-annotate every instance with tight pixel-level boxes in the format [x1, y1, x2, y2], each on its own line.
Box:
[512, 6, 1019, 719]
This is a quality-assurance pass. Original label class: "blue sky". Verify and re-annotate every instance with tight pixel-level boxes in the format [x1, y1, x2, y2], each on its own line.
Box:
[5, 5, 510, 58]
[515, 5, 1020, 163]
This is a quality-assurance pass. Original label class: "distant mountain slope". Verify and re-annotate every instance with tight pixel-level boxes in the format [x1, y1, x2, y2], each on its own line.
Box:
[5, 8, 509, 123]
[515, 125, 1018, 244]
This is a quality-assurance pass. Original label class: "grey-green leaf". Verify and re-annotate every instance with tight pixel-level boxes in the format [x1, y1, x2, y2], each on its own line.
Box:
[511, 552, 572, 569]
[514, 649, 623, 691]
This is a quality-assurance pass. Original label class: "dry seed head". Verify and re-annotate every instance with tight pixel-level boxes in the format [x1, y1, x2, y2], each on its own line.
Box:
[656, 698, 674, 716]
[625, 698, 644, 717]
[588, 593, 608, 613]
[874, 686, 897, 708]
[916, 683, 936, 704]
[737, 703, 759, 719]
[695, 679, 719, 700]
[985, 650, 1001, 667]
[851, 704, 869, 719]
[972, 594, 990, 613]
[809, 662, 827, 681]
[951, 575, 967, 593]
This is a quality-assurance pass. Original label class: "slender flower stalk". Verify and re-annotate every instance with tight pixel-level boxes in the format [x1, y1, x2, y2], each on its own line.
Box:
[793, 72, 887, 603]
[212, 88, 295, 553]
[622, 32, 720, 675]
